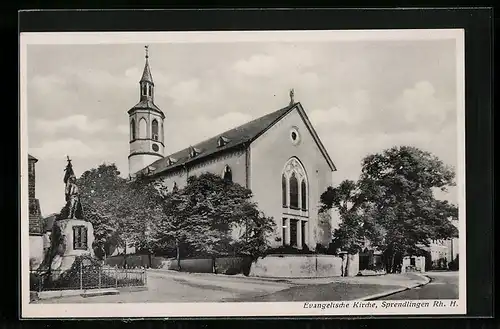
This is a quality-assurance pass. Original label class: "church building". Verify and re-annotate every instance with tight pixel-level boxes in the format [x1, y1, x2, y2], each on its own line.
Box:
[128, 47, 338, 250]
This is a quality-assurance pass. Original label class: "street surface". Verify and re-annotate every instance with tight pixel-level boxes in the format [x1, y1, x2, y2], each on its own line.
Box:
[378, 271, 459, 300]
[32, 270, 452, 304]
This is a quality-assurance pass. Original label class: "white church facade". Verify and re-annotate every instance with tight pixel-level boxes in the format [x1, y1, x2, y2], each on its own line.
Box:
[128, 48, 338, 250]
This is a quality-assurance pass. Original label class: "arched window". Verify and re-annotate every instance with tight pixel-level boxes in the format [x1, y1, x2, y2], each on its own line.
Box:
[282, 157, 308, 211]
[282, 174, 287, 208]
[289, 173, 299, 209]
[142, 84, 147, 96]
[139, 118, 147, 139]
[152, 119, 159, 141]
[148, 85, 152, 97]
[130, 119, 136, 140]
[223, 165, 232, 182]
[301, 179, 307, 210]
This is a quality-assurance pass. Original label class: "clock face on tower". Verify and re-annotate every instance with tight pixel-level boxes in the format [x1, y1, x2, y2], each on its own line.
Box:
[152, 143, 159, 152]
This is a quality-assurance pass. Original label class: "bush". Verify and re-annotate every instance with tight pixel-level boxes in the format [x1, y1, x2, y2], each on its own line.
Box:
[448, 255, 459, 271]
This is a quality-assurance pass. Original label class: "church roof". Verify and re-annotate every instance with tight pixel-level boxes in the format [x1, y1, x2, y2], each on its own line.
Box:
[28, 154, 38, 162]
[140, 104, 295, 177]
[128, 99, 165, 118]
[138, 102, 336, 177]
[140, 58, 154, 84]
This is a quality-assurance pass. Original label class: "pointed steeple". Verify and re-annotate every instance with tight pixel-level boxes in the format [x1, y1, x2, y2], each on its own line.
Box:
[140, 45, 154, 84]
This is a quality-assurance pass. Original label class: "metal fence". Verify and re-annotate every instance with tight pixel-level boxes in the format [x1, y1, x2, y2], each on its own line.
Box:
[30, 265, 147, 292]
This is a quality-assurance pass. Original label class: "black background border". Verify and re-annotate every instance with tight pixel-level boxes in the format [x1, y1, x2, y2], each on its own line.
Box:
[10, 7, 494, 326]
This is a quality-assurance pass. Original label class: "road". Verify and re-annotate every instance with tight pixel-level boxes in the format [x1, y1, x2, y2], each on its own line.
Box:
[378, 271, 459, 300]
[33, 270, 294, 303]
[33, 271, 426, 304]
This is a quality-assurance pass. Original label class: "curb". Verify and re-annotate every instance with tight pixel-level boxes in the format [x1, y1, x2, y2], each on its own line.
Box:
[355, 273, 431, 301]
[34, 288, 121, 300]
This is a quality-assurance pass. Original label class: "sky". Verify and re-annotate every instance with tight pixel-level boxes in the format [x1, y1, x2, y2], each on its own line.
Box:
[25, 36, 461, 217]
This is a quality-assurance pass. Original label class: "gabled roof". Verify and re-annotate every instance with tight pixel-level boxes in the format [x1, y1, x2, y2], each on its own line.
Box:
[138, 102, 337, 177]
[139, 104, 295, 177]
[28, 154, 38, 162]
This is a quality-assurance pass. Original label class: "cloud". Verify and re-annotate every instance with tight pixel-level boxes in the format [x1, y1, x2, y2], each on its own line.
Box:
[166, 78, 224, 108]
[309, 90, 372, 127]
[390, 80, 455, 128]
[116, 124, 130, 135]
[232, 54, 279, 77]
[34, 115, 108, 134]
[232, 47, 315, 78]
[29, 138, 106, 159]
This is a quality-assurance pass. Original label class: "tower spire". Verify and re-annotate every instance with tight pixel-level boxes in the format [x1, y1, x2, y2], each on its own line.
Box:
[140, 45, 153, 84]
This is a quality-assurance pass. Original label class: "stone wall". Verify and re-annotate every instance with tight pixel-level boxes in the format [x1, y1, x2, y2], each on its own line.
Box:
[249, 254, 343, 278]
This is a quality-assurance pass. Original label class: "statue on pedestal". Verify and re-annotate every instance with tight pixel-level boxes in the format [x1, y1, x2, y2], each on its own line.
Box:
[62, 156, 83, 220]
[37, 156, 95, 281]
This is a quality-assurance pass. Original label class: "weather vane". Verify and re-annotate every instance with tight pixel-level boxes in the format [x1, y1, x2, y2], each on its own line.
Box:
[145, 45, 149, 59]
[289, 88, 295, 105]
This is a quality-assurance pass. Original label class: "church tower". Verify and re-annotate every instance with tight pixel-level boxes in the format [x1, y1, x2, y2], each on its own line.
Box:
[128, 46, 165, 177]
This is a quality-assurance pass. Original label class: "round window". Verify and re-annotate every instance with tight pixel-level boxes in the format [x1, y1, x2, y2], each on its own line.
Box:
[152, 144, 159, 152]
[290, 127, 300, 145]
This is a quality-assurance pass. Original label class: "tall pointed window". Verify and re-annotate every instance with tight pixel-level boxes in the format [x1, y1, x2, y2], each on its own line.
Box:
[282, 157, 308, 212]
[289, 173, 299, 209]
[148, 85, 153, 97]
[301, 179, 307, 210]
[142, 84, 147, 96]
[130, 119, 136, 140]
[139, 118, 147, 139]
[152, 119, 159, 141]
[282, 174, 287, 208]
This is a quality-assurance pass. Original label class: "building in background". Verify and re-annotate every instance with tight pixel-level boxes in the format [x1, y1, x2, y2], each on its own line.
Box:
[28, 154, 44, 269]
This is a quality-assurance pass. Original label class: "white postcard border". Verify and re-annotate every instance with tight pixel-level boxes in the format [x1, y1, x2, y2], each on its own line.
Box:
[20, 29, 467, 318]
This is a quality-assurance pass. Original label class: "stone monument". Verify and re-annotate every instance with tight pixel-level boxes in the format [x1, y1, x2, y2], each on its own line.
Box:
[38, 156, 95, 281]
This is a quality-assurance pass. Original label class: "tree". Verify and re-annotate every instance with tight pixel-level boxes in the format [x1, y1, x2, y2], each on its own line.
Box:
[321, 180, 366, 276]
[77, 163, 165, 262]
[358, 146, 458, 273]
[155, 173, 275, 268]
[77, 164, 128, 259]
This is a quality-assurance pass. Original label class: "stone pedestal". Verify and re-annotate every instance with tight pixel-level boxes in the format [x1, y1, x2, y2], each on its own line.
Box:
[48, 218, 95, 280]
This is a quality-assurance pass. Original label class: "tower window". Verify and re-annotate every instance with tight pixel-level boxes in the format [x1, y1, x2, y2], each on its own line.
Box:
[130, 119, 136, 140]
[152, 119, 159, 140]
[148, 85, 152, 97]
[142, 84, 147, 96]
[139, 118, 147, 139]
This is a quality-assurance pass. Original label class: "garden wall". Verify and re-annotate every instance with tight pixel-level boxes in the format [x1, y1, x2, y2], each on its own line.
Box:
[166, 258, 214, 273]
[104, 255, 168, 269]
[249, 254, 344, 278]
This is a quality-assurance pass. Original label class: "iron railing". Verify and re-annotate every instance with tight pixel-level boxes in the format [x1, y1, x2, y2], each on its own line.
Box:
[30, 266, 147, 292]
